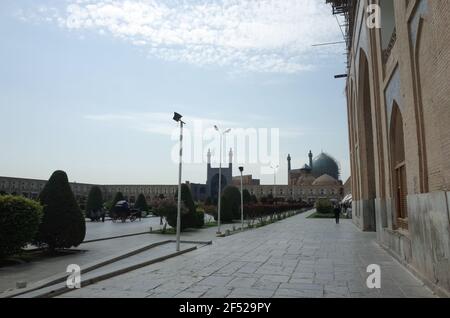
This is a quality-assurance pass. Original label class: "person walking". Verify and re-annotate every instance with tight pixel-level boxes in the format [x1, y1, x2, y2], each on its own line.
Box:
[334, 204, 341, 224]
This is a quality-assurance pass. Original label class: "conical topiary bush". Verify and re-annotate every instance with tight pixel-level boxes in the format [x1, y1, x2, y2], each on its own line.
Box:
[86, 186, 103, 219]
[35, 171, 86, 251]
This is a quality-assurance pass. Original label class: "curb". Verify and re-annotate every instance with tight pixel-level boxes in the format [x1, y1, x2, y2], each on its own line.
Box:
[0, 240, 172, 298]
[82, 231, 153, 244]
[32, 246, 199, 298]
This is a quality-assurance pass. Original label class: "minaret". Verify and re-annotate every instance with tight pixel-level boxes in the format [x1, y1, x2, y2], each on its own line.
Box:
[207, 149, 211, 167]
[228, 148, 233, 168]
[309, 150, 313, 169]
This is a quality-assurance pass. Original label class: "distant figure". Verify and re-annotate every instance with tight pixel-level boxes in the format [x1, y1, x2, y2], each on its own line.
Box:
[334, 204, 341, 224]
[101, 208, 105, 222]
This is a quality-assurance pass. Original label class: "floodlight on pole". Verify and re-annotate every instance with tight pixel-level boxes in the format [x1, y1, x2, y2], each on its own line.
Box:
[239, 166, 244, 231]
[173, 112, 185, 252]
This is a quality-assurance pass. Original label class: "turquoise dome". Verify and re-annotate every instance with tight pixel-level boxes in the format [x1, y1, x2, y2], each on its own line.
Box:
[311, 153, 340, 180]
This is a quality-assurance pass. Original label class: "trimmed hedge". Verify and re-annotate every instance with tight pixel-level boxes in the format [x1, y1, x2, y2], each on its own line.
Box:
[135, 193, 149, 211]
[86, 186, 104, 220]
[0, 195, 43, 258]
[35, 171, 86, 250]
[244, 203, 307, 219]
[220, 186, 241, 222]
[316, 199, 333, 214]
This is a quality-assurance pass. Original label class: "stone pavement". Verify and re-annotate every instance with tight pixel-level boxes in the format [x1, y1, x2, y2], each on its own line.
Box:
[0, 216, 231, 294]
[84, 216, 163, 241]
[60, 211, 436, 298]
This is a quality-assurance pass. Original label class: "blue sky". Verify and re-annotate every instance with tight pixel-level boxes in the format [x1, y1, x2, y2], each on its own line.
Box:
[0, 0, 349, 186]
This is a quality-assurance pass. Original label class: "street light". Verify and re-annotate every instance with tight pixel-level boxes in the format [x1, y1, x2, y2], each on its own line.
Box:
[173, 112, 185, 252]
[214, 125, 231, 235]
[270, 164, 279, 185]
[271, 164, 279, 203]
[239, 166, 244, 231]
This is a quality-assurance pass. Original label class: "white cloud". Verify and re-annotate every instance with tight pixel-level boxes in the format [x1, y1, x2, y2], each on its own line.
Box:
[23, 0, 341, 74]
[85, 112, 239, 136]
[85, 110, 309, 136]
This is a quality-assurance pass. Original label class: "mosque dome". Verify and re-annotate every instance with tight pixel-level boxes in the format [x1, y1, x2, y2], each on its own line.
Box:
[311, 153, 340, 180]
[312, 174, 340, 186]
[297, 175, 315, 186]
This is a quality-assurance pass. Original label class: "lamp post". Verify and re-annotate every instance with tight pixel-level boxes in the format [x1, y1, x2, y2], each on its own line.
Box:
[173, 112, 185, 252]
[271, 164, 279, 201]
[214, 125, 231, 235]
[239, 166, 244, 231]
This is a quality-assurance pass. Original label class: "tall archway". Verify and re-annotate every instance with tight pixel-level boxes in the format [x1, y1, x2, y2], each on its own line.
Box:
[357, 50, 377, 231]
[210, 174, 228, 200]
[390, 103, 408, 230]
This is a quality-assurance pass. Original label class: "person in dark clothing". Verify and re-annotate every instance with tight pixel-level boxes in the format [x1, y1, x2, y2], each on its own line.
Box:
[334, 205, 341, 224]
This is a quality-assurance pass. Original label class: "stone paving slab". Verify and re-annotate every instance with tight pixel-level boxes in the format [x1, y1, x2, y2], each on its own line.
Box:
[60, 211, 437, 298]
[0, 220, 237, 294]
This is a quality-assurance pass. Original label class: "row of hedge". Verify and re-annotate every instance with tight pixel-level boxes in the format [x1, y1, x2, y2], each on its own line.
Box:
[0, 171, 86, 259]
[203, 185, 309, 223]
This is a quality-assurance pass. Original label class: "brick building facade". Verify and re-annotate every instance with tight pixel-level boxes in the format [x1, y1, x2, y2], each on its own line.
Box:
[327, 0, 450, 296]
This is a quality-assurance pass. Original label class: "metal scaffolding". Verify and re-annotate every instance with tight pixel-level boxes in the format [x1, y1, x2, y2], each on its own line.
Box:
[325, 0, 357, 67]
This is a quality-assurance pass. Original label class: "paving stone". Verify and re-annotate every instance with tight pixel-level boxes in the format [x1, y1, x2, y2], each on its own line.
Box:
[259, 275, 291, 283]
[58, 212, 436, 299]
[197, 275, 235, 287]
[226, 277, 258, 288]
[227, 288, 275, 298]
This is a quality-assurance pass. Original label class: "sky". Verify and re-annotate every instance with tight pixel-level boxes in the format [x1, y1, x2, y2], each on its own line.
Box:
[0, 0, 349, 186]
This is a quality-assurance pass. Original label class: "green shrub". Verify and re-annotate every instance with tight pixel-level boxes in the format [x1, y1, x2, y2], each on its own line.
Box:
[220, 186, 241, 222]
[86, 186, 103, 219]
[195, 211, 205, 228]
[243, 189, 251, 204]
[0, 195, 43, 258]
[316, 199, 333, 214]
[34, 171, 86, 250]
[135, 193, 149, 211]
[112, 192, 125, 206]
[156, 184, 199, 231]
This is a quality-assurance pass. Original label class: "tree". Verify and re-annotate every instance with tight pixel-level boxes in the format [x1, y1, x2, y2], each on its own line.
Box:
[250, 194, 258, 204]
[243, 189, 252, 204]
[134, 193, 149, 211]
[0, 195, 43, 258]
[173, 184, 198, 229]
[86, 186, 103, 219]
[112, 192, 125, 206]
[34, 171, 86, 251]
[220, 186, 241, 222]
[156, 199, 193, 231]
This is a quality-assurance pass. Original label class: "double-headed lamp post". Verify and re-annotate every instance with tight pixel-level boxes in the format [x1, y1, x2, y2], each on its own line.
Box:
[239, 166, 244, 231]
[173, 112, 185, 252]
[271, 164, 279, 199]
[214, 125, 231, 235]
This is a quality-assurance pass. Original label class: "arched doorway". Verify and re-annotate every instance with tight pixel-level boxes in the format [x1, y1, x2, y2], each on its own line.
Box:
[390, 103, 408, 230]
[210, 174, 228, 200]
